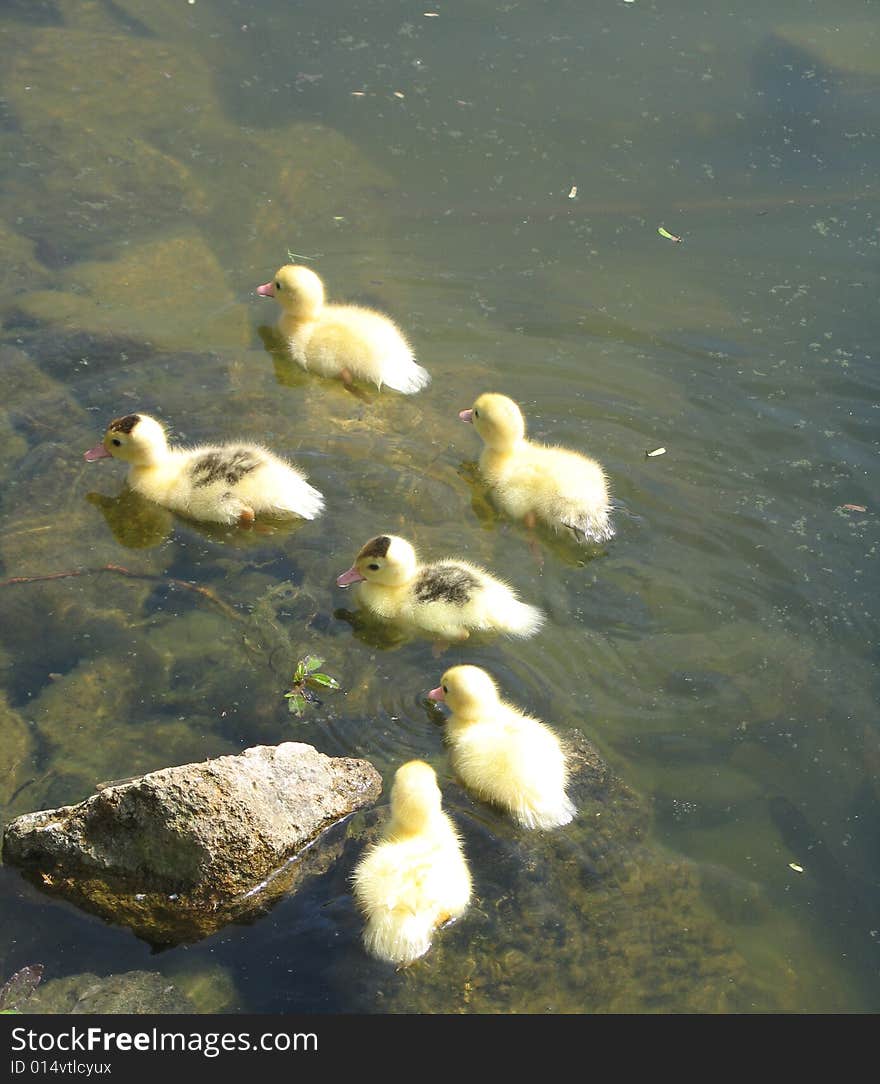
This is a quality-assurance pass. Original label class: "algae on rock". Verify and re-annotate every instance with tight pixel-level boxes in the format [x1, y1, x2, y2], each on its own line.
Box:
[337, 733, 806, 1013]
[18, 232, 251, 352]
[0, 692, 36, 821]
[20, 970, 197, 1015]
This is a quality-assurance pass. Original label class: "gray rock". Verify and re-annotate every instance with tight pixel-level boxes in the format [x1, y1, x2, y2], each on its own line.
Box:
[2, 742, 382, 945]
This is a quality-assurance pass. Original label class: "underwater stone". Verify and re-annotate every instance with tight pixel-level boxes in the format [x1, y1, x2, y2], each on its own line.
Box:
[17, 232, 250, 352]
[772, 21, 880, 76]
[2, 742, 383, 945]
[0, 222, 49, 299]
[19, 970, 195, 1015]
[0, 692, 35, 820]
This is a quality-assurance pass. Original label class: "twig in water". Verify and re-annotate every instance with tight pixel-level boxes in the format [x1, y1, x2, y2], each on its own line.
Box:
[0, 564, 243, 623]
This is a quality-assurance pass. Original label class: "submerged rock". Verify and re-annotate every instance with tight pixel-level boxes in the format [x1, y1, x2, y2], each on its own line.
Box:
[2, 742, 382, 945]
[20, 970, 196, 1015]
[17, 232, 250, 352]
[0, 692, 35, 820]
[773, 20, 880, 77]
[329, 730, 800, 1013]
[0, 221, 48, 298]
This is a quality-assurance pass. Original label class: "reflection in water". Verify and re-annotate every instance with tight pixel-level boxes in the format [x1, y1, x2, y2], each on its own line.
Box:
[0, 0, 878, 1013]
[86, 488, 173, 550]
[87, 485, 308, 551]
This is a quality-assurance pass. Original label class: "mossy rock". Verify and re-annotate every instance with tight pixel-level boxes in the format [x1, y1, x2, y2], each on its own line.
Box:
[1, 27, 215, 252]
[26, 648, 241, 809]
[773, 21, 880, 76]
[20, 970, 196, 1014]
[0, 691, 36, 821]
[162, 962, 240, 1014]
[4, 28, 217, 135]
[321, 731, 806, 1013]
[0, 345, 62, 411]
[0, 222, 49, 300]
[17, 232, 251, 352]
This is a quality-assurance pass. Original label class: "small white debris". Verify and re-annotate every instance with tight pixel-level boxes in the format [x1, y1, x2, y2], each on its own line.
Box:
[789, 862, 804, 873]
[568, 185, 578, 199]
[393, 90, 406, 99]
[646, 447, 666, 457]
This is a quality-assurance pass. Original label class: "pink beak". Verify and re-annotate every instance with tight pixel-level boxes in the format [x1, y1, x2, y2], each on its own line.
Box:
[84, 442, 111, 462]
[459, 409, 474, 423]
[256, 281, 275, 298]
[336, 566, 366, 588]
[427, 686, 445, 702]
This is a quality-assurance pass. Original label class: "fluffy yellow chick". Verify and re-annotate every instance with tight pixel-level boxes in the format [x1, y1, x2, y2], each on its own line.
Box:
[336, 533, 544, 640]
[352, 760, 471, 966]
[428, 665, 575, 830]
[256, 264, 430, 394]
[460, 392, 613, 543]
[84, 412, 324, 526]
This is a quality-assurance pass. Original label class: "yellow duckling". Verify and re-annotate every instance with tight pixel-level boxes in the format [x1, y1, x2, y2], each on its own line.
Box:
[84, 412, 324, 526]
[256, 264, 430, 394]
[460, 392, 613, 543]
[352, 759, 471, 966]
[336, 533, 544, 640]
[428, 665, 575, 830]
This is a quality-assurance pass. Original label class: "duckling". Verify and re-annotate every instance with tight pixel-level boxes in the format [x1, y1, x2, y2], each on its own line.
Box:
[428, 665, 575, 830]
[336, 533, 544, 640]
[352, 759, 471, 966]
[256, 265, 430, 394]
[460, 393, 613, 543]
[84, 412, 324, 526]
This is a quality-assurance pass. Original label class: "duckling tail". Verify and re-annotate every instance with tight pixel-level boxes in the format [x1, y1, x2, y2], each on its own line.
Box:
[278, 481, 324, 520]
[504, 599, 545, 638]
[564, 511, 615, 545]
[382, 360, 432, 395]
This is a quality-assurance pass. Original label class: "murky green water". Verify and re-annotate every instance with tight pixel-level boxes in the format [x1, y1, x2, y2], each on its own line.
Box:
[0, 0, 878, 1013]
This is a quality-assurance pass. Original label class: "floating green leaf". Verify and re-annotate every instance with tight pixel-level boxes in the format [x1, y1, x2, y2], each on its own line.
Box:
[306, 672, 340, 690]
[658, 226, 682, 243]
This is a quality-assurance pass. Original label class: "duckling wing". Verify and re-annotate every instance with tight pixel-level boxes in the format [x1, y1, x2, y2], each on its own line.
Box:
[454, 713, 574, 828]
[413, 562, 482, 607]
[188, 446, 263, 489]
[516, 444, 613, 543]
[191, 445, 324, 521]
[308, 305, 429, 394]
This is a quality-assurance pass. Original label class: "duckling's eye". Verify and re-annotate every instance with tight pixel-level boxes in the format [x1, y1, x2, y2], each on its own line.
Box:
[473, 409, 479, 418]
[111, 438, 121, 447]
[442, 684, 448, 693]
[367, 563, 380, 571]
[275, 281, 282, 290]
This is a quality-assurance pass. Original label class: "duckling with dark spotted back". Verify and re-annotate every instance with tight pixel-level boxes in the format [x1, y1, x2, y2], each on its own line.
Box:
[336, 534, 544, 641]
[84, 412, 324, 526]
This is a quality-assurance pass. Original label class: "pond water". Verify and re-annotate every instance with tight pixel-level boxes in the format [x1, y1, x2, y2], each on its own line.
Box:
[0, 0, 878, 1013]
